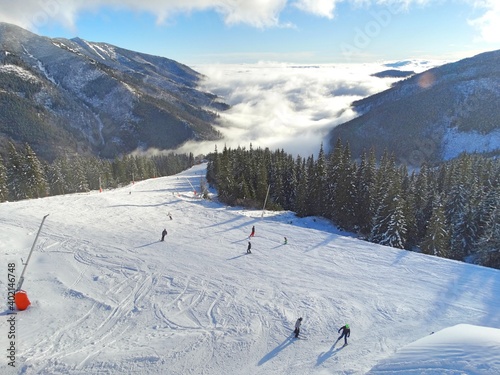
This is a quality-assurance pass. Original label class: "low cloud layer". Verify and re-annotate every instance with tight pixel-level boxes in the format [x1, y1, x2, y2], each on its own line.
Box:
[174, 61, 440, 157]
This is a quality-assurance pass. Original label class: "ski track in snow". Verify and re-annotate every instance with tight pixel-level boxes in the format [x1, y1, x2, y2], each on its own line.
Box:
[0, 164, 499, 374]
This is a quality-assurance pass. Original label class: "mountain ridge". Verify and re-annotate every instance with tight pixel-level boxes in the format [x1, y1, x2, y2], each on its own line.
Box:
[329, 49, 500, 166]
[0, 22, 227, 161]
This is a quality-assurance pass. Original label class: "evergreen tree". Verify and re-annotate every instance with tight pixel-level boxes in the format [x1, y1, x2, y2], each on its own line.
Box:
[21, 143, 48, 198]
[6, 142, 26, 200]
[282, 154, 298, 210]
[334, 143, 357, 230]
[295, 157, 309, 217]
[325, 139, 344, 221]
[370, 152, 396, 244]
[379, 195, 407, 249]
[413, 163, 434, 240]
[304, 155, 316, 217]
[355, 149, 376, 235]
[67, 156, 90, 193]
[206, 145, 219, 187]
[475, 187, 500, 269]
[46, 157, 67, 195]
[112, 156, 127, 185]
[402, 177, 418, 249]
[421, 195, 451, 258]
[312, 144, 327, 217]
[446, 164, 475, 260]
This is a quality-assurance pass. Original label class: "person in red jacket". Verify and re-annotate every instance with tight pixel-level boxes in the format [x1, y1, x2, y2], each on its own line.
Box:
[337, 324, 350, 345]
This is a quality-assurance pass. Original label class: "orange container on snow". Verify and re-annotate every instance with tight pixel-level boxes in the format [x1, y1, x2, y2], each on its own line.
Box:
[14, 290, 31, 311]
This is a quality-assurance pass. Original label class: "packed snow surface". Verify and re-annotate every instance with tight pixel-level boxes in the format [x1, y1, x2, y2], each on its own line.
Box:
[1, 164, 499, 374]
[368, 324, 500, 374]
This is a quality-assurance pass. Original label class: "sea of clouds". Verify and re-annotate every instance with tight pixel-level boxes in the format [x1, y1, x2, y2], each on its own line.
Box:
[176, 60, 442, 157]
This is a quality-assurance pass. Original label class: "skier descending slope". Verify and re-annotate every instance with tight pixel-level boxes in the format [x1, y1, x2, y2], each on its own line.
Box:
[161, 228, 168, 241]
[294, 317, 303, 338]
[337, 324, 350, 346]
[247, 241, 252, 254]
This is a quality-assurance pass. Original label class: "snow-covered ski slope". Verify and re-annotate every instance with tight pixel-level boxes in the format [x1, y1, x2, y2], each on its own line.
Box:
[1, 163, 499, 375]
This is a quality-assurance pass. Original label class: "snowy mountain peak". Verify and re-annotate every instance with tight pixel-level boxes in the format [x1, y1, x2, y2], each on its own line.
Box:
[0, 22, 226, 161]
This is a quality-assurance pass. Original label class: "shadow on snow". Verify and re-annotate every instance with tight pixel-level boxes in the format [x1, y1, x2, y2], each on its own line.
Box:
[258, 335, 297, 366]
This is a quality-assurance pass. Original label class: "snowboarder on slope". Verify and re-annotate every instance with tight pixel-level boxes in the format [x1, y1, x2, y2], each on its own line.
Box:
[294, 317, 303, 338]
[249, 225, 255, 238]
[337, 324, 350, 345]
[284, 237, 288, 245]
[247, 241, 252, 254]
[161, 228, 168, 241]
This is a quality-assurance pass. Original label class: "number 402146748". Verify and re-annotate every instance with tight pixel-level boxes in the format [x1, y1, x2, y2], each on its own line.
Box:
[7, 263, 16, 311]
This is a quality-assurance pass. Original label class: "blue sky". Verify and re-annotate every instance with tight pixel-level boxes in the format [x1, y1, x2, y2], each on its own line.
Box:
[1, 0, 499, 65]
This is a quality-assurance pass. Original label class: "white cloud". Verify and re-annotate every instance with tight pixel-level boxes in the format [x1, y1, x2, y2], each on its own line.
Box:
[0, 0, 289, 30]
[293, 0, 340, 18]
[468, 0, 500, 43]
[0, 0, 498, 44]
[179, 61, 425, 157]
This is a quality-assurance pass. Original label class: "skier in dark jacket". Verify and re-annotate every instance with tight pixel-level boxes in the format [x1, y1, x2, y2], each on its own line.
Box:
[249, 226, 255, 238]
[337, 324, 350, 345]
[161, 228, 168, 241]
[247, 241, 252, 254]
[294, 317, 303, 338]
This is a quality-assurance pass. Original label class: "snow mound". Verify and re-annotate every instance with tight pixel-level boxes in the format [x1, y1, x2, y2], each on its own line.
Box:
[368, 324, 500, 374]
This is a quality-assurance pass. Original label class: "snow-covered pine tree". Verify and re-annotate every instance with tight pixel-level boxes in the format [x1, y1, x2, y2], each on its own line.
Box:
[379, 195, 407, 249]
[294, 157, 309, 217]
[311, 144, 327, 217]
[46, 157, 67, 195]
[355, 149, 376, 236]
[445, 166, 475, 261]
[334, 143, 357, 230]
[473, 187, 500, 268]
[21, 143, 48, 198]
[6, 142, 26, 200]
[421, 194, 451, 258]
[325, 138, 343, 221]
[282, 153, 297, 210]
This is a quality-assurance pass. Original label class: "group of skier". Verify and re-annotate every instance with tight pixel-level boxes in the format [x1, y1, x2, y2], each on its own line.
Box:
[160, 220, 350, 347]
[294, 317, 350, 345]
[247, 225, 256, 253]
[246, 226, 288, 254]
[159, 212, 176, 241]
[246, 225, 350, 345]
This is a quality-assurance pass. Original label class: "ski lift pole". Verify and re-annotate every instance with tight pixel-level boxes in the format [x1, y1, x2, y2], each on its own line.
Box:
[184, 177, 196, 194]
[261, 185, 270, 218]
[16, 214, 49, 292]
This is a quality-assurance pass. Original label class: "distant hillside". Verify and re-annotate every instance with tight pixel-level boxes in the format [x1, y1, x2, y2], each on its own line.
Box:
[371, 69, 414, 78]
[329, 50, 500, 166]
[0, 22, 227, 161]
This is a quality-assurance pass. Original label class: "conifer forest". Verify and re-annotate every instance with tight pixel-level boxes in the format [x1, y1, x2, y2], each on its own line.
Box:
[0, 141, 194, 203]
[206, 141, 500, 269]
